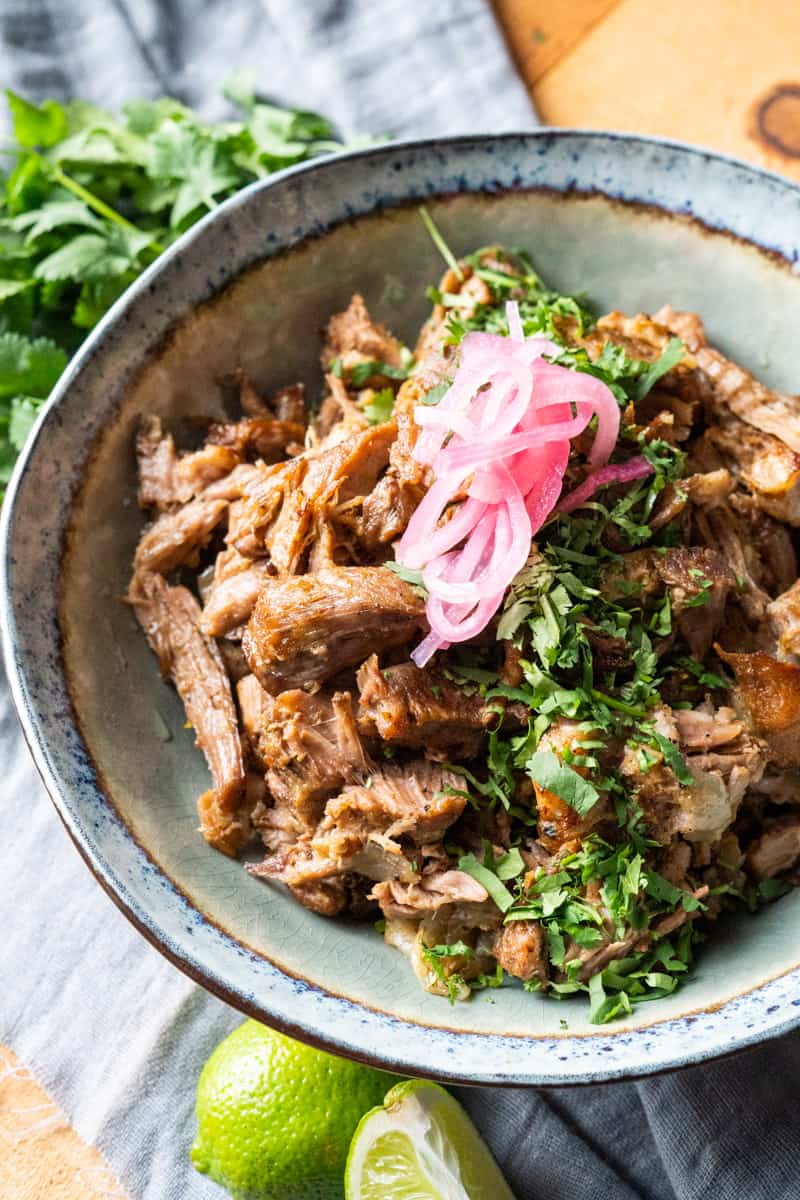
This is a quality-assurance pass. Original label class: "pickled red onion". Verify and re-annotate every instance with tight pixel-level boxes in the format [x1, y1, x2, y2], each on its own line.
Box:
[557, 455, 654, 514]
[397, 302, 622, 665]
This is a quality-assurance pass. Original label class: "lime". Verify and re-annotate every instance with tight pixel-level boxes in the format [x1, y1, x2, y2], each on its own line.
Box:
[345, 1079, 515, 1200]
[191, 1019, 402, 1200]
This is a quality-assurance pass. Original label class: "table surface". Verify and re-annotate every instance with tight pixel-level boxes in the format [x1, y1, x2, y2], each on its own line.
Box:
[4, 2, 800, 1194]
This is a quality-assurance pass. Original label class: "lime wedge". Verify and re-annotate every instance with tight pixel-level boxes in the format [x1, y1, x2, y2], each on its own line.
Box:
[345, 1079, 515, 1200]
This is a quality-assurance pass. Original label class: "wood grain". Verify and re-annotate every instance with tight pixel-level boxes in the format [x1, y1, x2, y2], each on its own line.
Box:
[0, 1046, 127, 1199]
[496, 0, 800, 180]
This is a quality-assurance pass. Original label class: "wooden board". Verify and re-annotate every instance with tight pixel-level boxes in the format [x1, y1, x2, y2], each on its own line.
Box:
[494, 0, 800, 180]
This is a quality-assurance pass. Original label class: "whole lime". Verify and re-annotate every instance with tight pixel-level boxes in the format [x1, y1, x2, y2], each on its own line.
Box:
[191, 1019, 402, 1200]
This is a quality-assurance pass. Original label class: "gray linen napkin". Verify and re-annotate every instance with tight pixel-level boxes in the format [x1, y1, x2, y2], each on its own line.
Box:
[2, 4, 799, 1199]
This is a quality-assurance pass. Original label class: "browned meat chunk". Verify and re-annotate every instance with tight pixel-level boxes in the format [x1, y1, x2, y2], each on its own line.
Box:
[674, 706, 743, 750]
[243, 683, 369, 823]
[691, 495, 795, 628]
[208, 416, 305, 463]
[237, 373, 307, 427]
[130, 573, 247, 852]
[717, 648, 800, 767]
[356, 654, 495, 758]
[322, 293, 403, 377]
[768, 581, 800, 661]
[651, 468, 734, 530]
[656, 306, 800, 454]
[136, 416, 181, 509]
[533, 720, 610, 851]
[200, 548, 271, 638]
[621, 705, 764, 845]
[372, 870, 490, 919]
[745, 816, 800, 879]
[134, 495, 228, 575]
[231, 422, 395, 571]
[243, 566, 424, 693]
[228, 458, 306, 561]
[602, 547, 733, 657]
[317, 762, 465, 854]
[254, 763, 465, 896]
[415, 264, 491, 364]
[705, 416, 800, 526]
[492, 920, 547, 983]
[136, 417, 240, 510]
[360, 413, 430, 550]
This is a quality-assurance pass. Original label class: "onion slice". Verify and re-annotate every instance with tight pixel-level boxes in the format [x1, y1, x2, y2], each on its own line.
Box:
[395, 314, 624, 659]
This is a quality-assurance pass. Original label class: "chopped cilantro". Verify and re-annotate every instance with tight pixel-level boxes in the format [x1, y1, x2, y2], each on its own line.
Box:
[528, 749, 600, 817]
[362, 386, 395, 424]
[458, 852, 516, 912]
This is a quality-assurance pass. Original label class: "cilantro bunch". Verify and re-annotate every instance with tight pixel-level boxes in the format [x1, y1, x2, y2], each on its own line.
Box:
[0, 76, 355, 496]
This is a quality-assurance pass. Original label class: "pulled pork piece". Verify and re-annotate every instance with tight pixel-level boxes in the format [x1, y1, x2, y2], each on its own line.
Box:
[717, 648, 800, 768]
[359, 413, 430, 550]
[254, 763, 466, 900]
[356, 654, 495, 758]
[704, 416, 800, 526]
[728, 492, 798, 597]
[692, 501, 782, 626]
[373, 871, 490, 919]
[622, 704, 763, 844]
[321, 293, 404, 378]
[674, 706, 744, 750]
[414, 263, 491, 365]
[313, 374, 370, 445]
[745, 816, 800, 880]
[207, 416, 306, 462]
[130, 573, 247, 853]
[768, 581, 800, 661]
[316, 762, 465, 859]
[231, 422, 395, 569]
[236, 373, 306, 426]
[136, 416, 181, 509]
[656, 305, 800, 453]
[199, 548, 272, 638]
[650, 467, 733, 530]
[243, 565, 424, 693]
[136, 416, 241, 510]
[250, 685, 369, 823]
[602, 546, 733, 657]
[533, 720, 610, 852]
[492, 920, 547, 984]
[134, 495, 228, 575]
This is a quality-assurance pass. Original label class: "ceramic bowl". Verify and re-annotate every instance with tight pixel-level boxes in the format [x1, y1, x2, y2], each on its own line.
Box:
[4, 132, 800, 1086]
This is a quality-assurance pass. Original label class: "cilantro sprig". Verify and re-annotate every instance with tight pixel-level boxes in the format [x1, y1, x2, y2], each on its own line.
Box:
[0, 79, 358, 497]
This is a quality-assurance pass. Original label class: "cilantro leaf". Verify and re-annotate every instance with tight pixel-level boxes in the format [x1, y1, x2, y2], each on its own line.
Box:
[384, 561, 428, 595]
[362, 387, 395, 424]
[528, 749, 600, 817]
[0, 333, 67, 400]
[348, 359, 408, 387]
[9, 396, 43, 450]
[630, 337, 685, 404]
[649, 731, 694, 786]
[6, 90, 66, 148]
[458, 853, 515, 912]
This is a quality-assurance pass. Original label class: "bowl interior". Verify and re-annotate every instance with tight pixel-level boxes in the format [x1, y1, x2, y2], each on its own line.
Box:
[61, 188, 800, 1030]
[9, 135, 800, 1083]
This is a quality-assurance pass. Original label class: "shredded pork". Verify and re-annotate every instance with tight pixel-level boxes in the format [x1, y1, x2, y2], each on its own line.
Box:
[129, 269, 800, 1013]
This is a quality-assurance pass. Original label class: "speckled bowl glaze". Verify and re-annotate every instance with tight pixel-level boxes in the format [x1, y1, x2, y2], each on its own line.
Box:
[4, 132, 800, 1086]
